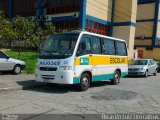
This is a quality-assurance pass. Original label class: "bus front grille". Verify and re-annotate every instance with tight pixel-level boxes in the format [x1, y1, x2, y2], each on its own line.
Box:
[40, 67, 57, 71]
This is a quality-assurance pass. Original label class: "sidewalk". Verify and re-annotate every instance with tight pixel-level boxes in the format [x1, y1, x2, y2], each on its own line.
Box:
[0, 73, 46, 92]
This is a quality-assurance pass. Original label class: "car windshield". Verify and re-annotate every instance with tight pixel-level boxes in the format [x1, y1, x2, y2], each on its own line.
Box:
[132, 60, 148, 65]
[39, 33, 79, 59]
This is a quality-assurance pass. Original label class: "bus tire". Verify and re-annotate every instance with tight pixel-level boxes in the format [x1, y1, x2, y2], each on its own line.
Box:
[79, 73, 90, 91]
[111, 71, 120, 85]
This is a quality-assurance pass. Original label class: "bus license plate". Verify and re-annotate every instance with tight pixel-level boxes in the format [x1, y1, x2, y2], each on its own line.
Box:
[44, 78, 51, 83]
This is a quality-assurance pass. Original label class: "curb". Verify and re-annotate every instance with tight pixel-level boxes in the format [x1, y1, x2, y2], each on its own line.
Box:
[0, 83, 46, 92]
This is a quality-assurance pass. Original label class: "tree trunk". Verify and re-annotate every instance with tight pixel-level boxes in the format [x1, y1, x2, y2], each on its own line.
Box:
[18, 39, 21, 59]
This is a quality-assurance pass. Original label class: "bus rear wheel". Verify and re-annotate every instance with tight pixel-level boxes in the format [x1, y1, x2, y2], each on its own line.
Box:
[111, 71, 120, 85]
[79, 73, 90, 91]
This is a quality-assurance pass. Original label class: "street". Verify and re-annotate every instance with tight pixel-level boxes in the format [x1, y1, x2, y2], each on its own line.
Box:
[0, 73, 160, 117]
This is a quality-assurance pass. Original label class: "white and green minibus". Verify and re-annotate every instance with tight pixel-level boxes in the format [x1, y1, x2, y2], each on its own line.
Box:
[35, 30, 128, 91]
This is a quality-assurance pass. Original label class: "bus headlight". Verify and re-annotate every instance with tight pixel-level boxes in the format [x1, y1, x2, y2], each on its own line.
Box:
[59, 66, 73, 70]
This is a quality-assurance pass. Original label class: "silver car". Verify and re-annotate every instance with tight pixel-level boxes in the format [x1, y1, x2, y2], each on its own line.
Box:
[128, 59, 157, 77]
[0, 51, 25, 74]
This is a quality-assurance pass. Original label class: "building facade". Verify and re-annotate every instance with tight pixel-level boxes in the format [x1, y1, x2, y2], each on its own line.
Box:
[0, 0, 160, 59]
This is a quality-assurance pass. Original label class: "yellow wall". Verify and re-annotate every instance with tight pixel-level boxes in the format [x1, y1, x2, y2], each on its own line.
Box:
[157, 22, 160, 38]
[135, 40, 152, 46]
[136, 47, 160, 60]
[137, 3, 155, 20]
[86, 0, 112, 22]
[135, 22, 154, 37]
[135, 3, 155, 46]
[113, 26, 136, 60]
[113, 0, 137, 60]
[114, 0, 137, 23]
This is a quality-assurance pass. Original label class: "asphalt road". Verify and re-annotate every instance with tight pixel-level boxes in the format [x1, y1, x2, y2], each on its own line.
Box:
[0, 73, 160, 119]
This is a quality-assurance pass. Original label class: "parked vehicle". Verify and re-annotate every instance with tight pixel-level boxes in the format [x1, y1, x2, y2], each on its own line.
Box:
[35, 30, 128, 91]
[128, 59, 157, 77]
[156, 62, 160, 72]
[0, 51, 25, 74]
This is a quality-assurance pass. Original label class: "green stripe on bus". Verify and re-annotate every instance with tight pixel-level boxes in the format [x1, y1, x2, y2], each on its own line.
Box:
[121, 72, 128, 77]
[73, 77, 80, 84]
[73, 72, 128, 84]
[92, 74, 114, 82]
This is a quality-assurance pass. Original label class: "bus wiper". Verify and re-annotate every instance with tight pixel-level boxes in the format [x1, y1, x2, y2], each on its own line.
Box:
[41, 50, 57, 57]
[41, 49, 67, 56]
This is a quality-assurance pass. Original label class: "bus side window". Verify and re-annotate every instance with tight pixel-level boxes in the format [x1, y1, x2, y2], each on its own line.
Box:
[92, 37, 101, 54]
[115, 41, 127, 56]
[103, 39, 116, 55]
[76, 36, 91, 56]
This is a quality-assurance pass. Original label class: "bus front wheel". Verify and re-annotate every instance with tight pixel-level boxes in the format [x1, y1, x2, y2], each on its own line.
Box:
[79, 73, 90, 91]
[111, 71, 120, 85]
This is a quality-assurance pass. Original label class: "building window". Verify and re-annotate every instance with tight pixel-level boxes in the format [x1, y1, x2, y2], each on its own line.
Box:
[47, 0, 80, 15]
[53, 19, 79, 32]
[0, 0, 9, 17]
[14, 0, 36, 17]
[85, 20, 109, 35]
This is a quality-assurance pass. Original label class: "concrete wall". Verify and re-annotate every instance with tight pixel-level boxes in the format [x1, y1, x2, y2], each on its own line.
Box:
[113, 0, 137, 60]
[114, 0, 137, 23]
[136, 47, 160, 60]
[137, 3, 155, 20]
[135, 22, 154, 37]
[135, 3, 155, 46]
[86, 0, 112, 22]
[157, 4, 160, 39]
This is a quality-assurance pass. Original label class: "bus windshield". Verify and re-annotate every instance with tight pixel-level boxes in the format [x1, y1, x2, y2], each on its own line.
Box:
[132, 60, 148, 65]
[39, 33, 79, 59]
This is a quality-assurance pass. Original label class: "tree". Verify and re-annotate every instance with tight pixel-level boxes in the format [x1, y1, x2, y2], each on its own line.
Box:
[0, 11, 16, 48]
[12, 16, 56, 58]
[0, 12, 57, 58]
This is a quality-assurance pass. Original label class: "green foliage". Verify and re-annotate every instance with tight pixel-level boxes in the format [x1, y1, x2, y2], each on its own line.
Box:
[0, 11, 56, 59]
[0, 12, 56, 48]
[0, 11, 16, 47]
[12, 16, 36, 47]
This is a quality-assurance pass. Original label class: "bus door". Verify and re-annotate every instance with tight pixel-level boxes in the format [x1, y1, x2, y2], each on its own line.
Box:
[76, 35, 93, 71]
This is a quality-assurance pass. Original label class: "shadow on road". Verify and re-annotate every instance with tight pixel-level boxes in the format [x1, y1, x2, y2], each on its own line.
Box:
[23, 81, 112, 94]
[0, 71, 14, 75]
[16, 80, 45, 90]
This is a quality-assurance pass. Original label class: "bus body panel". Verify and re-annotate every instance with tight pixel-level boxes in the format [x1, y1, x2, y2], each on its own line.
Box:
[35, 31, 128, 85]
[35, 57, 75, 84]
[74, 55, 128, 83]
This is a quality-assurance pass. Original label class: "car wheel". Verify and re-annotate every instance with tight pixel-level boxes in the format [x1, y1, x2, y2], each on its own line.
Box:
[144, 70, 148, 78]
[154, 69, 157, 76]
[79, 73, 90, 91]
[13, 65, 22, 75]
[111, 71, 120, 85]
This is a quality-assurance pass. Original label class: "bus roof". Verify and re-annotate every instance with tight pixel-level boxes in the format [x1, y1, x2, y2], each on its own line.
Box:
[65, 30, 126, 42]
[52, 30, 126, 43]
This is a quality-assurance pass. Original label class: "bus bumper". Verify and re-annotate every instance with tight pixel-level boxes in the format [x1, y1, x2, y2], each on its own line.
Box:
[35, 69, 75, 84]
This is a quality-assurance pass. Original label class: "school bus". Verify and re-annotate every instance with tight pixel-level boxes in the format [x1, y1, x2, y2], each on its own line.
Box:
[35, 30, 128, 91]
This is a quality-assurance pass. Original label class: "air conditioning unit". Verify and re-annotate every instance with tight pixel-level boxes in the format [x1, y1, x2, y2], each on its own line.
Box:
[73, 13, 79, 18]
[45, 16, 52, 21]
[139, 35, 145, 40]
